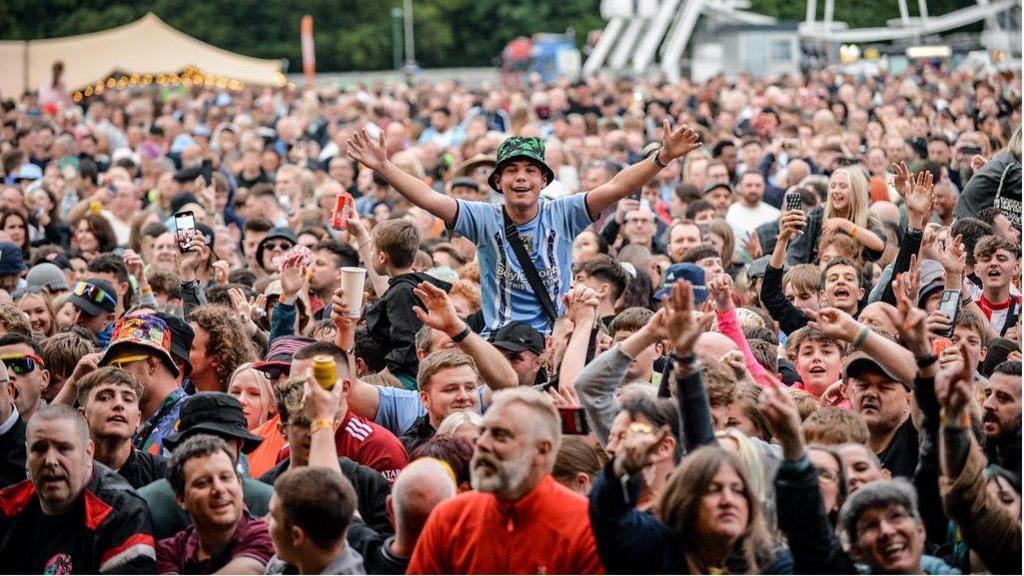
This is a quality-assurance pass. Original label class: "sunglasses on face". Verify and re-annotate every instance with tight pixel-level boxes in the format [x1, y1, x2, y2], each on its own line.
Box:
[72, 281, 116, 307]
[265, 242, 293, 252]
[0, 354, 44, 375]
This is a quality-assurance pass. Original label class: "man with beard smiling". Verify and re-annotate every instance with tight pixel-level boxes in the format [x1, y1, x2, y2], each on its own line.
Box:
[0, 405, 156, 573]
[407, 387, 603, 574]
[76, 367, 166, 489]
[157, 434, 274, 574]
[981, 360, 1022, 477]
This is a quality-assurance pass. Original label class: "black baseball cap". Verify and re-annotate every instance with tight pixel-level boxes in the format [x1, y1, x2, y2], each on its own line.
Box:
[490, 322, 545, 356]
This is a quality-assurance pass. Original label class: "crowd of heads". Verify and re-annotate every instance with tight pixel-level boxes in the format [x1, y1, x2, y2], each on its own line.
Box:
[0, 56, 1020, 574]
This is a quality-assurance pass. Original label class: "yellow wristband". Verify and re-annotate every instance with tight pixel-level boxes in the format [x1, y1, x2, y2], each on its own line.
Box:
[849, 226, 859, 240]
[311, 419, 334, 434]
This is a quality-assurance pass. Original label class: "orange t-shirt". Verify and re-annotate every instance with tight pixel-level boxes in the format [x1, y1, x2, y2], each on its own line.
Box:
[247, 415, 286, 479]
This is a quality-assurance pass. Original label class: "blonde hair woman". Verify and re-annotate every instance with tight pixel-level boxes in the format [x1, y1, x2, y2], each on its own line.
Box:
[787, 165, 885, 264]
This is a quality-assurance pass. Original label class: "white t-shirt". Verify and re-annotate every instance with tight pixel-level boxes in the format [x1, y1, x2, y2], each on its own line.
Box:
[726, 202, 781, 238]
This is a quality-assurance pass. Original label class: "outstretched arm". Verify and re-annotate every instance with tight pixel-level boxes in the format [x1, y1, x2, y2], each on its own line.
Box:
[412, 282, 518, 393]
[348, 129, 458, 226]
[585, 121, 701, 217]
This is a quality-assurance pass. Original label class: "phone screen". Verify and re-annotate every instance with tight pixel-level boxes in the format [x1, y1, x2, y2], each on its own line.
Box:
[938, 290, 961, 338]
[174, 211, 196, 253]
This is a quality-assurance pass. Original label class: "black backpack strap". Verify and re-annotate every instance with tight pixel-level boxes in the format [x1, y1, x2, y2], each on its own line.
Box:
[502, 207, 559, 324]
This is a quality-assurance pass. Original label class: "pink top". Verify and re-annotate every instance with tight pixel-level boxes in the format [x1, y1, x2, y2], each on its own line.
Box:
[716, 307, 772, 387]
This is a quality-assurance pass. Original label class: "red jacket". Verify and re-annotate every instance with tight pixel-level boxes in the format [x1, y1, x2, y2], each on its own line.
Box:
[407, 474, 604, 575]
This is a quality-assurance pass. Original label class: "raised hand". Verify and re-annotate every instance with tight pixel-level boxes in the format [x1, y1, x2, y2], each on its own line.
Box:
[345, 215, 371, 247]
[659, 120, 702, 161]
[279, 254, 308, 299]
[346, 129, 389, 173]
[330, 287, 361, 327]
[614, 423, 672, 477]
[778, 209, 807, 241]
[884, 272, 933, 357]
[212, 260, 230, 285]
[904, 168, 935, 220]
[970, 155, 988, 172]
[122, 249, 145, 281]
[939, 234, 966, 278]
[563, 286, 600, 325]
[707, 273, 735, 312]
[805, 307, 860, 342]
[935, 344, 973, 419]
[892, 161, 912, 198]
[302, 370, 343, 423]
[665, 280, 714, 355]
[759, 384, 805, 460]
[412, 282, 463, 336]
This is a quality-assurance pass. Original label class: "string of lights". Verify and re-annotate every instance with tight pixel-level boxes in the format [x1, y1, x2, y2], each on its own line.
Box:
[71, 66, 277, 102]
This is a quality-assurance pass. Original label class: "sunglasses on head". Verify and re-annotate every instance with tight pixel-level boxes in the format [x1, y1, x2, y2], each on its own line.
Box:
[255, 365, 287, 381]
[72, 281, 116, 306]
[0, 354, 44, 375]
[109, 353, 152, 369]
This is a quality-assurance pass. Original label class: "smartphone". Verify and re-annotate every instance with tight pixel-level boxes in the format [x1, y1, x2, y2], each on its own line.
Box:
[938, 290, 961, 338]
[960, 146, 982, 156]
[174, 211, 196, 253]
[785, 190, 803, 212]
[933, 337, 952, 357]
[558, 407, 590, 436]
[629, 187, 642, 202]
[201, 159, 213, 187]
[330, 193, 354, 230]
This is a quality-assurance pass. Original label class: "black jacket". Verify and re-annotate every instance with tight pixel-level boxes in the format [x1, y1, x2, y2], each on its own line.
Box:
[955, 149, 1021, 223]
[0, 463, 156, 574]
[259, 457, 392, 535]
[760, 263, 810, 336]
[776, 455, 859, 574]
[364, 272, 452, 380]
[399, 414, 435, 456]
[0, 415, 26, 490]
[346, 517, 409, 575]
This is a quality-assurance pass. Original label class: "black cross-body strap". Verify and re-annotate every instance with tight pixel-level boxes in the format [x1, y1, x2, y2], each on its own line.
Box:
[502, 207, 559, 323]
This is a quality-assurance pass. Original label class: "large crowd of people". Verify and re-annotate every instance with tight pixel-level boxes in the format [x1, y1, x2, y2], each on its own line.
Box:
[0, 57, 1020, 574]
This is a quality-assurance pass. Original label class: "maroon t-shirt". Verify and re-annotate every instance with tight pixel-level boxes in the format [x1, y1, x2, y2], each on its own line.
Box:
[155, 510, 273, 574]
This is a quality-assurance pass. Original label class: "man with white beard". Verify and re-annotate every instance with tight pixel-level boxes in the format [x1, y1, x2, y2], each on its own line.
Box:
[407, 387, 604, 574]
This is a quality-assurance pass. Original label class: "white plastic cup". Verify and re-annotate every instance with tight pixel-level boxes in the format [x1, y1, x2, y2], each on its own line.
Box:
[340, 267, 366, 317]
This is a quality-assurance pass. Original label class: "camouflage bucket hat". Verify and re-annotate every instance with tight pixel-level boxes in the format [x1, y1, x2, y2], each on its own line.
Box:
[487, 136, 555, 192]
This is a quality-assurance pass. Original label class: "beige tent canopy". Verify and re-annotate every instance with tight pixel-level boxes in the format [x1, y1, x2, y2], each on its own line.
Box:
[0, 12, 285, 98]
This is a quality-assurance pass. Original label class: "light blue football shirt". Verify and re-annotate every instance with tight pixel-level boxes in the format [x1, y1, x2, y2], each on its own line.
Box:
[451, 194, 594, 336]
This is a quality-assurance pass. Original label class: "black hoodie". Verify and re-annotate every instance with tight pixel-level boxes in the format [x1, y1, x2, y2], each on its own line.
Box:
[364, 272, 452, 382]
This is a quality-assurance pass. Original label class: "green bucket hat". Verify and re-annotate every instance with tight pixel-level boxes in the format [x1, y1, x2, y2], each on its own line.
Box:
[487, 136, 555, 192]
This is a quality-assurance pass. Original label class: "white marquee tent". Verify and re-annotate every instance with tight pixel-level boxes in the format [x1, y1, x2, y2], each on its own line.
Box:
[0, 12, 285, 98]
